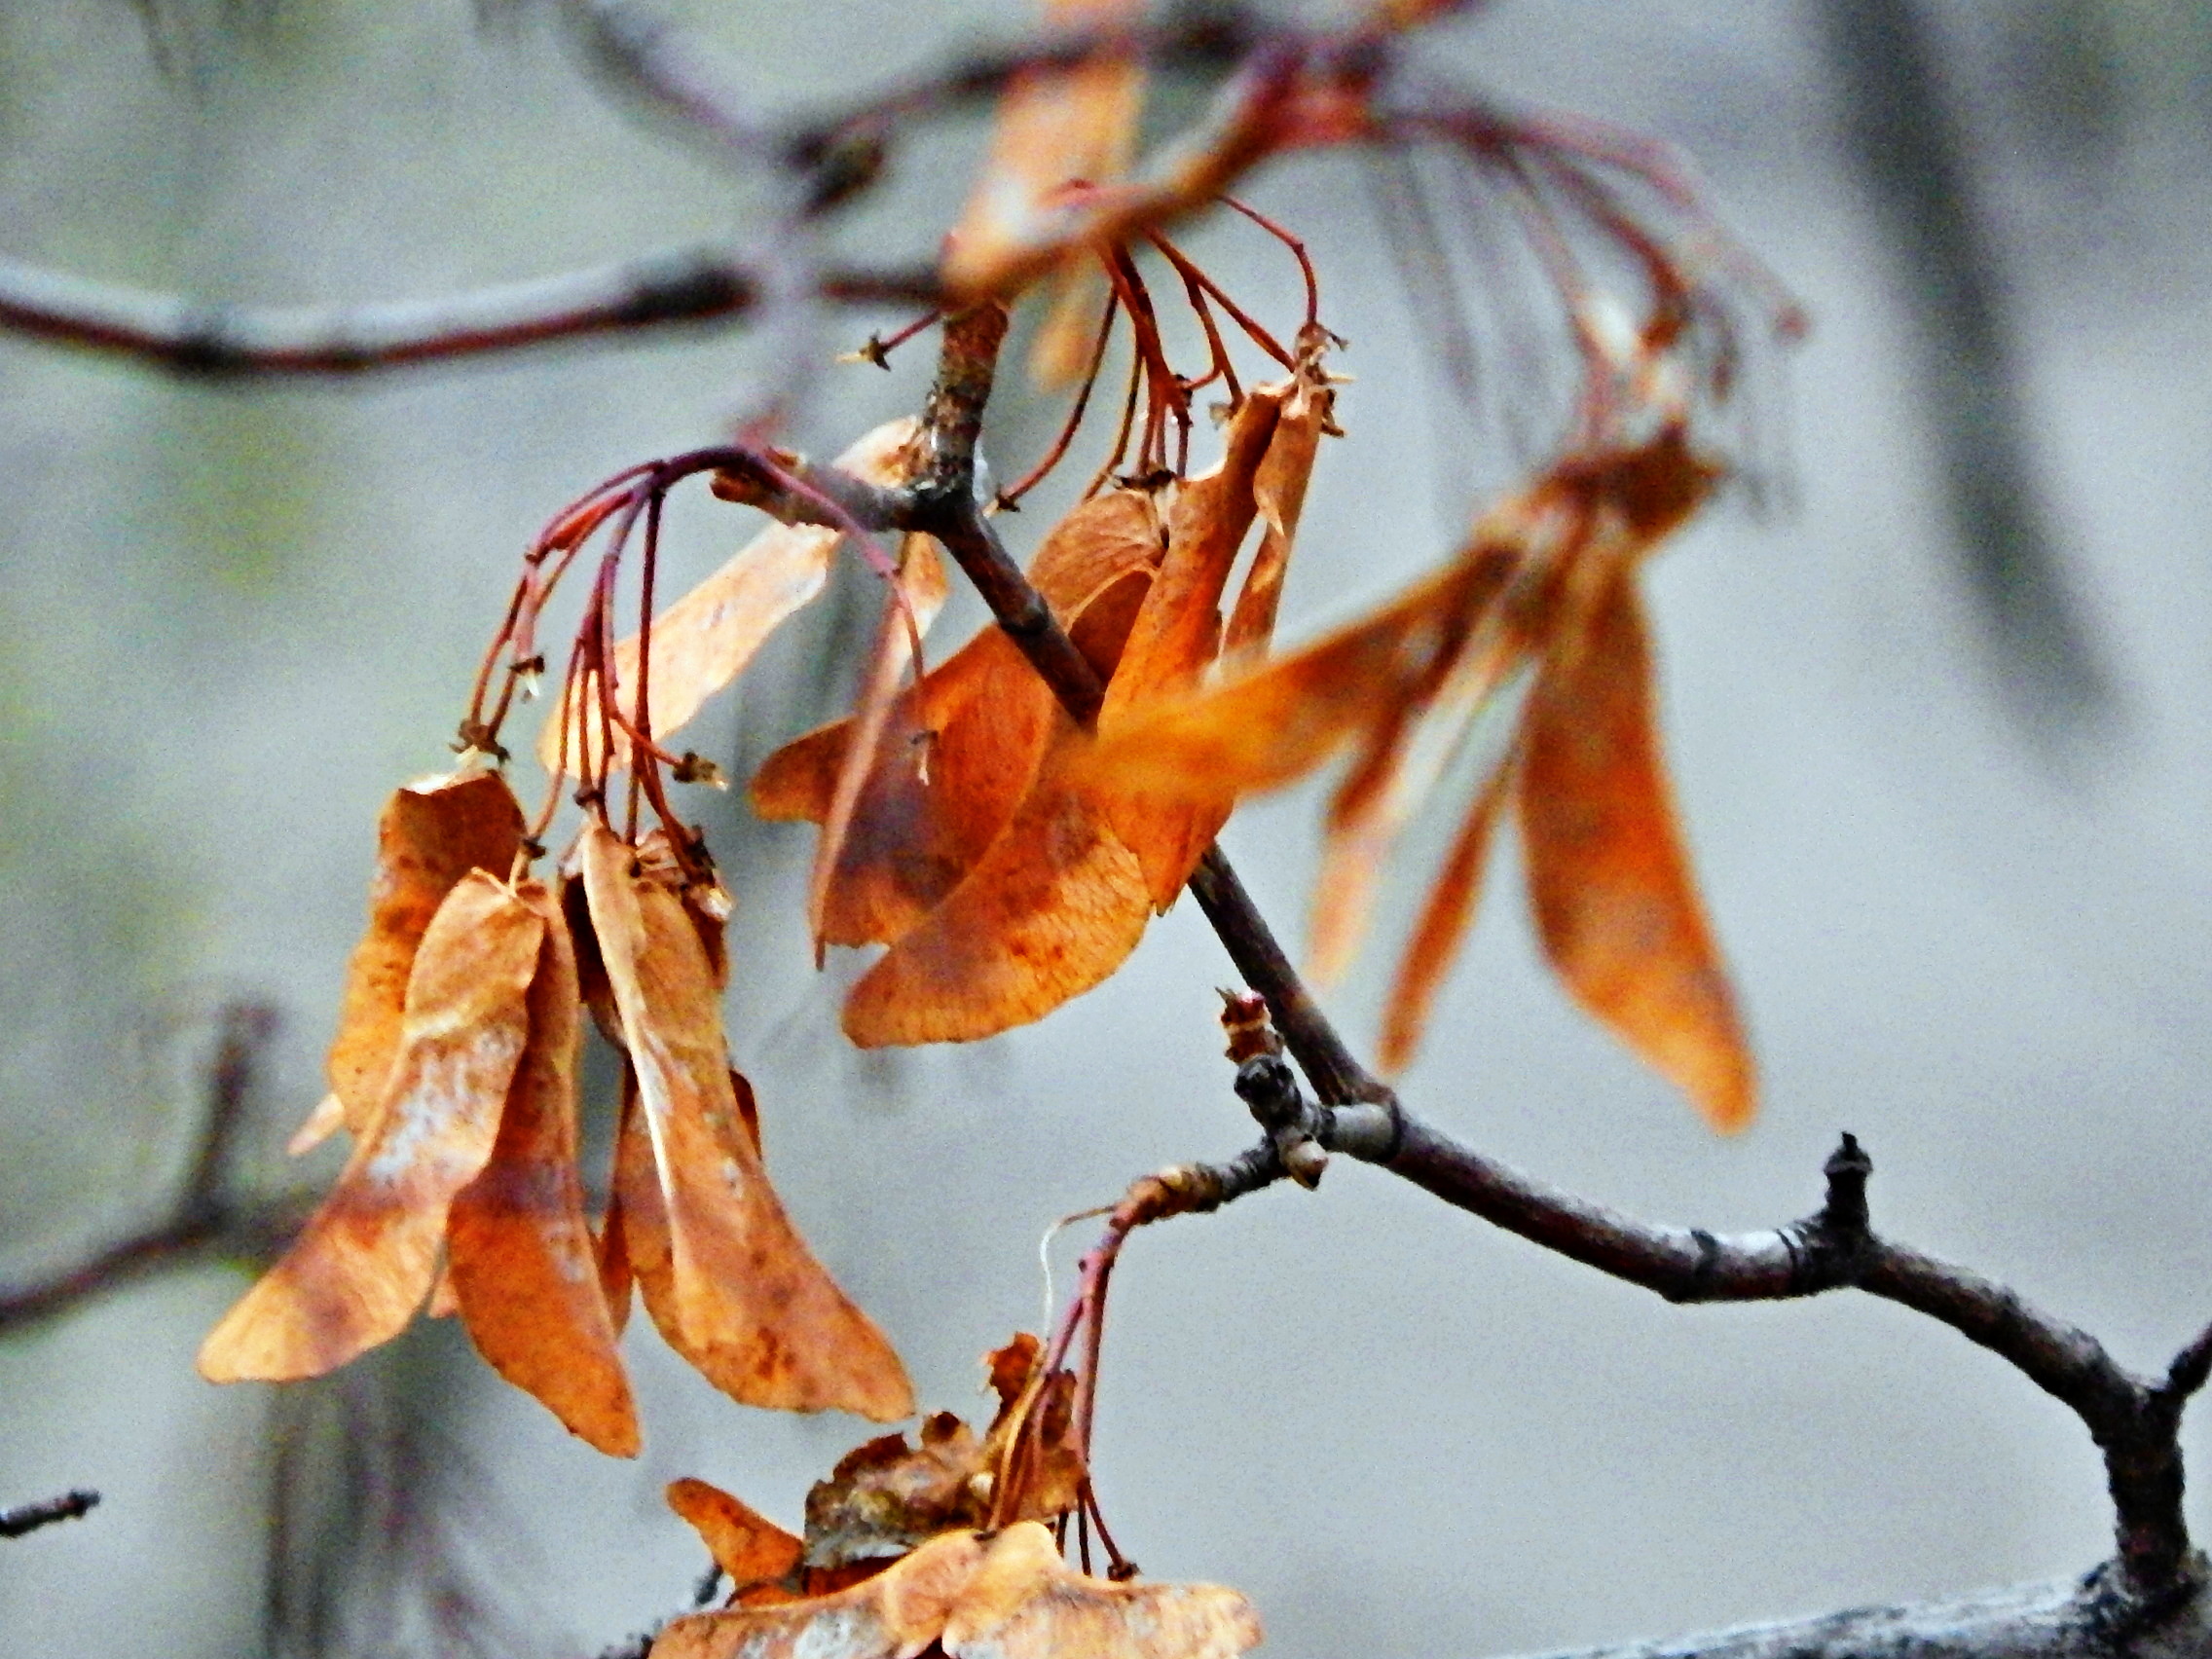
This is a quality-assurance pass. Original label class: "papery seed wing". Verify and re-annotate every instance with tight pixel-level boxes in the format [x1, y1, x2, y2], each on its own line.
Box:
[540, 420, 920, 778]
[1098, 388, 1281, 709]
[285, 1090, 346, 1159]
[756, 629, 1057, 946]
[1086, 550, 1510, 805]
[654, 1527, 988, 1659]
[1026, 488, 1167, 638]
[944, 0, 1143, 306]
[803, 1413, 991, 1567]
[1222, 375, 1332, 661]
[1520, 573, 1755, 1131]
[1377, 757, 1514, 1075]
[667, 1477, 804, 1590]
[200, 873, 543, 1381]
[752, 490, 1160, 949]
[989, 1368, 1086, 1526]
[1095, 389, 1285, 909]
[942, 1523, 1263, 1659]
[840, 725, 1150, 1048]
[580, 823, 915, 1419]
[608, 1062, 660, 1336]
[811, 534, 953, 959]
[1307, 603, 1526, 987]
[324, 769, 526, 1140]
[446, 881, 639, 1456]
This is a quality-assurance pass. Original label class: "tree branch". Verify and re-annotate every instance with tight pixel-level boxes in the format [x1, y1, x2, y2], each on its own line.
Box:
[0, 253, 936, 378]
[1502, 1568, 2212, 1659]
[0, 1002, 304, 1336]
[0, 1488, 99, 1539]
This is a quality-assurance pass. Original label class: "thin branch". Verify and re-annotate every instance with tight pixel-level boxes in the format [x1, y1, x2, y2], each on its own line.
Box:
[0, 1002, 303, 1336]
[0, 252, 935, 378]
[1501, 1568, 2212, 1659]
[0, 1489, 99, 1539]
[2162, 1320, 2212, 1404]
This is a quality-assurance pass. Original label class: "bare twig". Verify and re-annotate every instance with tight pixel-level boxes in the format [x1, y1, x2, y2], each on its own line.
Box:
[0, 1002, 303, 1336]
[0, 1489, 99, 1539]
[0, 253, 935, 378]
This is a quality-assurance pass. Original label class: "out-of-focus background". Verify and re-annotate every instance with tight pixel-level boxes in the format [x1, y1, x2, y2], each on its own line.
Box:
[6, 2, 2212, 1656]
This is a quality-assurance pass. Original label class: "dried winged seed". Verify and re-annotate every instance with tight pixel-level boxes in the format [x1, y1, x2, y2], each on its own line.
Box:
[1300, 437, 1704, 983]
[1306, 615, 1527, 988]
[446, 880, 640, 1456]
[811, 535, 952, 957]
[944, 0, 1143, 309]
[986, 1368, 1086, 1526]
[199, 873, 544, 1382]
[940, 1524, 1263, 1659]
[1221, 374, 1332, 662]
[802, 1412, 991, 1568]
[984, 1332, 1043, 1412]
[1377, 756, 1514, 1075]
[653, 1527, 988, 1659]
[752, 490, 1161, 950]
[606, 1064, 655, 1339]
[974, 1333, 1080, 1524]
[597, 1174, 634, 1342]
[1083, 547, 1515, 806]
[1109, 377, 1322, 908]
[538, 419, 922, 779]
[579, 822, 915, 1419]
[324, 769, 527, 1140]
[657, 1524, 1260, 1659]
[1081, 420, 1713, 816]
[667, 1477, 804, 1591]
[839, 724, 1150, 1048]
[1521, 572, 1755, 1131]
[1099, 387, 1283, 725]
[754, 629, 1057, 947]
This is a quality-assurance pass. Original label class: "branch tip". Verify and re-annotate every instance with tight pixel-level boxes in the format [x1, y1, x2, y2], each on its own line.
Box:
[1819, 1130, 1872, 1236]
[0, 1489, 99, 1539]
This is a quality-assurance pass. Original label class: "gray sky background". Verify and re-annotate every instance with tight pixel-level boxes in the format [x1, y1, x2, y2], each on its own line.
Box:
[6, 4, 2212, 1658]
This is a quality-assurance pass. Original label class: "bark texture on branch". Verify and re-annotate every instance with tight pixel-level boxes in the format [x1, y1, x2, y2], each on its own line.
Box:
[1507, 1568, 2212, 1659]
[0, 253, 934, 377]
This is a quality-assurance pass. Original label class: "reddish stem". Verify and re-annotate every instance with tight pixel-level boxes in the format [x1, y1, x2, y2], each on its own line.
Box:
[1221, 194, 1322, 331]
[997, 291, 1121, 508]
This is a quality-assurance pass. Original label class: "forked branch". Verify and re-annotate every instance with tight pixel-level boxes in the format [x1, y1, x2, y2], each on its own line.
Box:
[847, 306, 2212, 1620]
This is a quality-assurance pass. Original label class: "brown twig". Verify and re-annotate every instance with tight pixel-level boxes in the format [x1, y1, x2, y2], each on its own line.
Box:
[0, 1002, 304, 1337]
[0, 1489, 99, 1539]
[0, 252, 935, 378]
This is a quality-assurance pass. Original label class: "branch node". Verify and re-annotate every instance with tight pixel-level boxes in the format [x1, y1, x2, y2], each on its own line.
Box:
[1319, 1102, 1397, 1161]
[1234, 1054, 1329, 1189]
[1820, 1130, 1873, 1235]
